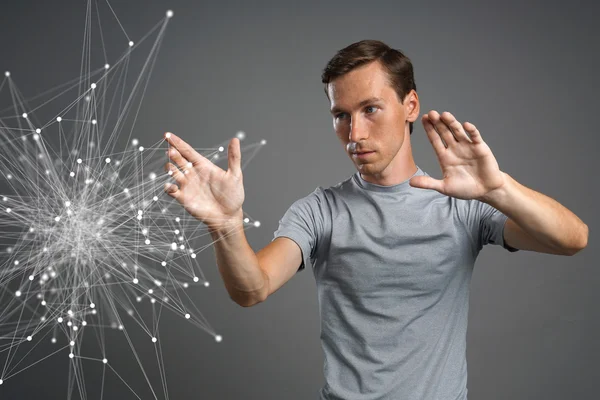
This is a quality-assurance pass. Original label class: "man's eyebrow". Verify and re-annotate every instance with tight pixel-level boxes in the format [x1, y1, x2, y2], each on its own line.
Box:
[330, 97, 384, 114]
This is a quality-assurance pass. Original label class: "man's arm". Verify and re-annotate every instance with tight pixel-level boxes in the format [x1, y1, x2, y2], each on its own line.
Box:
[481, 173, 588, 256]
[210, 220, 302, 307]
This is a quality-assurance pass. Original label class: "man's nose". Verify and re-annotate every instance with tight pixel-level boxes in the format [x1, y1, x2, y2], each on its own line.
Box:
[349, 118, 368, 142]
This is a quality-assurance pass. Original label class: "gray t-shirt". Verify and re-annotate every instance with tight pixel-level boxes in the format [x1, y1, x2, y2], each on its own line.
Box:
[273, 166, 518, 400]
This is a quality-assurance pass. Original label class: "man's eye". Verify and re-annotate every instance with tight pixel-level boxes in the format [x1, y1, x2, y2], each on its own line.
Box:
[365, 106, 378, 114]
[336, 113, 347, 120]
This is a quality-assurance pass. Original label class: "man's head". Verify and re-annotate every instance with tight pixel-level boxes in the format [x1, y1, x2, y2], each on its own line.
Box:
[322, 40, 419, 179]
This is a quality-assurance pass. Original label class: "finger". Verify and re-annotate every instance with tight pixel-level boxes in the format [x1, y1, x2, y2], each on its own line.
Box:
[462, 121, 483, 144]
[165, 132, 217, 176]
[428, 110, 457, 146]
[168, 148, 194, 174]
[164, 162, 186, 184]
[421, 114, 447, 154]
[164, 182, 180, 199]
[440, 111, 472, 143]
[164, 132, 203, 165]
[227, 138, 242, 178]
[409, 176, 444, 193]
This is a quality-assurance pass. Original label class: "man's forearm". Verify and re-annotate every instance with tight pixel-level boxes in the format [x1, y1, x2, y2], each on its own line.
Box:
[209, 216, 268, 307]
[480, 172, 588, 253]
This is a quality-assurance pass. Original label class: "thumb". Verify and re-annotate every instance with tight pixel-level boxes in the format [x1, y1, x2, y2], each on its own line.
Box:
[227, 137, 242, 177]
[409, 176, 443, 192]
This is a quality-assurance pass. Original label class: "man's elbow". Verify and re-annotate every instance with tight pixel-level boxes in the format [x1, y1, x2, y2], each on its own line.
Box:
[230, 290, 268, 308]
[565, 223, 589, 256]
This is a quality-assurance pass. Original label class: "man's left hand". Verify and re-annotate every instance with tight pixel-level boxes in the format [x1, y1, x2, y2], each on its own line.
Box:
[409, 110, 506, 201]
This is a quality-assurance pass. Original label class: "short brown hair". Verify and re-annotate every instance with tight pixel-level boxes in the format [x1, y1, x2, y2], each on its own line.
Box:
[321, 40, 417, 134]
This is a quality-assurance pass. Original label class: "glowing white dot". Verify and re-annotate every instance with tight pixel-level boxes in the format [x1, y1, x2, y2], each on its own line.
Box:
[183, 283, 189, 288]
[104, 158, 111, 164]
[6, 208, 11, 213]
[118, 325, 123, 331]
[67, 310, 73, 316]
[191, 253, 197, 259]
[69, 172, 75, 177]
[91, 83, 97, 89]
[41, 300, 46, 306]
[236, 131, 246, 140]
[70, 341, 75, 346]
[2, 197, 6, 201]
[152, 337, 157, 343]
[104, 63, 110, 69]
[90, 303, 95, 308]
[218, 146, 224, 152]
[22, 113, 28, 119]
[82, 321, 87, 326]
[0, 379, 3, 384]
[161, 261, 167, 266]
[145, 239, 150, 245]
[6, 175, 12, 180]
[55, 216, 61, 222]
[204, 281, 210, 287]
[175, 217, 180, 222]
[41, 316, 46, 322]
[149, 172, 157, 180]
[254, 221, 261, 227]
[29, 275, 34, 281]
[15, 291, 21, 297]
[77, 158, 82, 164]
[4, 71, 10, 76]
[35, 128, 41, 134]
[103, 358, 108, 364]
[148, 289, 154, 294]
[167, 170, 173, 176]
[261, 139, 267, 145]
[92, 119, 97, 125]
[33, 134, 39, 141]
[184, 313, 190, 319]
[69, 353, 74, 359]
[142, 228, 148, 235]
[51, 338, 57, 344]
[170, 243, 177, 250]
[67, 321, 72, 327]
[133, 278, 139, 284]
[56, 116, 62, 122]
[215, 335, 222, 342]
[165, 132, 172, 139]
[123, 188, 129, 193]
[57, 317, 63, 323]
[139, 146, 144, 152]
[129, 41, 134, 47]
[193, 276, 199, 282]
[27, 336, 32, 341]
[166, 10, 174, 18]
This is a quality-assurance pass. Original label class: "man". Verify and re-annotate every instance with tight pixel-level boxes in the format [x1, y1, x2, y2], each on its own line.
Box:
[162, 40, 588, 399]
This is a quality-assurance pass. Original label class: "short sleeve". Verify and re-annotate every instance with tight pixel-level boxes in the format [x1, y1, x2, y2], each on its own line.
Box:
[272, 187, 328, 272]
[476, 200, 520, 252]
[461, 199, 519, 253]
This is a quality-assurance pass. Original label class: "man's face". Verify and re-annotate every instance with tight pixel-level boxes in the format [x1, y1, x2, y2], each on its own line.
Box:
[327, 61, 418, 177]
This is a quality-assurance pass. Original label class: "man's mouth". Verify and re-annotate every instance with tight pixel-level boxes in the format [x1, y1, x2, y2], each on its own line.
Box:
[352, 151, 375, 159]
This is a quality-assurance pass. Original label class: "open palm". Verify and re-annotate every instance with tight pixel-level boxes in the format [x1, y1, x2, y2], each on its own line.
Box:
[164, 132, 245, 230]
[409, 111, 506, 200]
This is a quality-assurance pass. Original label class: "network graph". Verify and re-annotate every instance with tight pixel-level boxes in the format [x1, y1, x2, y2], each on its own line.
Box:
[0, 3, 264, 399]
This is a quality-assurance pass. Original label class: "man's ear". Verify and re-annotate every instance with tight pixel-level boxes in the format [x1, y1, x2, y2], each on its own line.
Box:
[405, 90, 420, 122]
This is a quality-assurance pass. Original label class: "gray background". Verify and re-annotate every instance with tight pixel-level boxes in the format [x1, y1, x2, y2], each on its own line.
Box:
[0, 0, 598, 399]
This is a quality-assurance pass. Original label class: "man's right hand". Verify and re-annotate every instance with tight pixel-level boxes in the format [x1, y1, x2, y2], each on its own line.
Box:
[163, 132, 245, 231]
